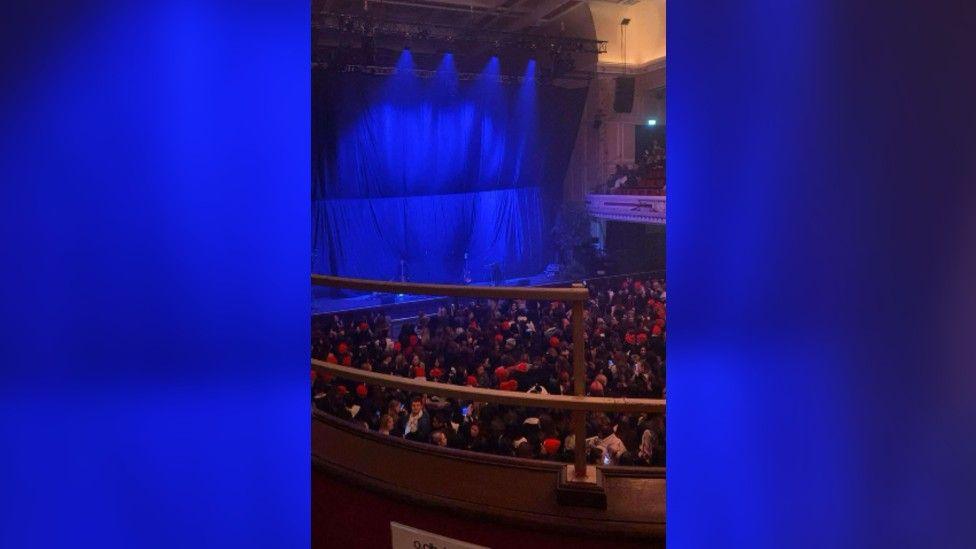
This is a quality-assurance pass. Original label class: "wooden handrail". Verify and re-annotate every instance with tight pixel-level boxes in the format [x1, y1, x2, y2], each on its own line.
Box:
[312, 274, 591, 301]
[312, 360, 666, 414]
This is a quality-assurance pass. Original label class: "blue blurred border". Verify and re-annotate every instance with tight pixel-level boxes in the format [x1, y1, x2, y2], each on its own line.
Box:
[0, 1, 308, 547]
[669, 1, 976, 547]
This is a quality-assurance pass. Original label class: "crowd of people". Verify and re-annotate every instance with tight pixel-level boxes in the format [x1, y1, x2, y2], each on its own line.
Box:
[603, 139, 666, 194]
[311, 275, 666, 467]
[640, 139, 666, 173]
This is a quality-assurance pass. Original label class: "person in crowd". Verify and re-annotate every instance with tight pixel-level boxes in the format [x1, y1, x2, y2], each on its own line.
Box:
[431, 430, 448, 447]
[377, 414, 395, 436]
[399, 395, 432, 442]
[588, 414, 627, 465]
[460, 421, 488, 453]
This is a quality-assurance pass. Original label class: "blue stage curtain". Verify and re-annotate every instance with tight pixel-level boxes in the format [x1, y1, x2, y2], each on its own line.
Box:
[312, 64, 585, 283]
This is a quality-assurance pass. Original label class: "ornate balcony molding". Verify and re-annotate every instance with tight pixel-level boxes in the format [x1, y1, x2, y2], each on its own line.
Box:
[585, 193, 666, 224]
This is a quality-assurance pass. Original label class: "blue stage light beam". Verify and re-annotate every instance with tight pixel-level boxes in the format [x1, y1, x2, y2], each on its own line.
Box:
[511, 59, 538, 182]
[482, 56, 501, 79]
[394, 48, 414, 72]
[474, 56, 502, 96]
[384, 48, 420, 100]
[434, 52, 459, 96]
[518, 59, 537, 101]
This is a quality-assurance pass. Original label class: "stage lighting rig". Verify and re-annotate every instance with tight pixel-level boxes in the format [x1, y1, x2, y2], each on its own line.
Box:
[315, 11, 607, 56]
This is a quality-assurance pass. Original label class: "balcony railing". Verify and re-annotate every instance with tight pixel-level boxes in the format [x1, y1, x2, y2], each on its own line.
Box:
[310, 275, 666, 483]
[585, 193, 666, 224]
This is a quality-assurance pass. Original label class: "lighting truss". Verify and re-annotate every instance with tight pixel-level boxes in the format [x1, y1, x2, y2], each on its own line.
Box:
[314, 11, 608, 55]
[312, 62, 539, 84]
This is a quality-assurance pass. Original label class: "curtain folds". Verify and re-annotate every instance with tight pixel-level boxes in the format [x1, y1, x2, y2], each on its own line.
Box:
[312, 70, 585, 283]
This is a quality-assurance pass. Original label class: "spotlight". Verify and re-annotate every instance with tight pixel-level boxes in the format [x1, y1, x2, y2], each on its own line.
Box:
[647, 119, 657, 126]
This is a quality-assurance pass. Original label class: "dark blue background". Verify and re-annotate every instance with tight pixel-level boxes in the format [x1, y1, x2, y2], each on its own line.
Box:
[0, 1, 308, 547]
[1, 0, 974, 548]
[668, 1, 976, 547]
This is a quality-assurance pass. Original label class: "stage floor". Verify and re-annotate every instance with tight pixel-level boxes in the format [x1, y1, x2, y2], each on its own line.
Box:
[311, 271, 565, 317]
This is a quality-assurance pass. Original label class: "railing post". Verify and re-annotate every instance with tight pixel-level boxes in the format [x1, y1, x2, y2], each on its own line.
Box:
[571, 287, 587, 478]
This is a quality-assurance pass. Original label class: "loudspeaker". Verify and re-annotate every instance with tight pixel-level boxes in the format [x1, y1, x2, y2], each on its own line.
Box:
[613, 76, 635, 113]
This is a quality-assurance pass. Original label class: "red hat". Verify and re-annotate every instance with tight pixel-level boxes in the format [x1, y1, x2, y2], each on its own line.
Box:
[494, 366, 509, 381]
[393, 341, 402, 352]
[625, 333, 637, 345]
[414, 365, 426, 378]
[501, 320, 512, 331]
[654, 318, 665, 327]
[589, 380, 604, 395]
[494, 333, 504, 343]
[429, 367, 443, 379]
[358, 322, 368, 331]
[342, 355, 352, 367]
[652, 324, 663, 336]
[336, 385, 348, 395]
[337, 342, 348, 354]
[516, 362, 529, 373]
[356, 384, 368, 398]
[466, 375, 478, 386]
[409, 334, 419, 347]
[636, 332, 649, 343]
[549, 336, 560, 348]
[499, 379, 519, 391]
[326, 353, 338, 363]
[542, 438, 561, 455]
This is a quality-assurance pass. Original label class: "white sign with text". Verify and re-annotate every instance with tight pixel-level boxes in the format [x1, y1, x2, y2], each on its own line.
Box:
[390, 522, 490, 549]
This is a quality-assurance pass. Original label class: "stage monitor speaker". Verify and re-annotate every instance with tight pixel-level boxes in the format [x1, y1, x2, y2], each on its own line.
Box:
[613, 77, 635, 113]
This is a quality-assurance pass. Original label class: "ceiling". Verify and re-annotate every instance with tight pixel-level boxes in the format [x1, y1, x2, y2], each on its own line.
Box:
[312, 0, 663, 78]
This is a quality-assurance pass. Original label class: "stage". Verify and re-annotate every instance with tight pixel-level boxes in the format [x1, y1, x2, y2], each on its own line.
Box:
[311, 270, 568, 318]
